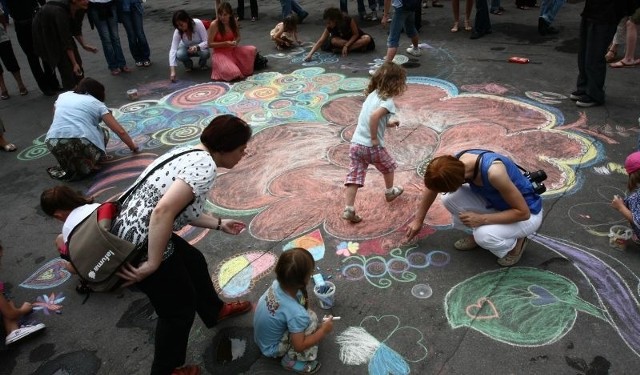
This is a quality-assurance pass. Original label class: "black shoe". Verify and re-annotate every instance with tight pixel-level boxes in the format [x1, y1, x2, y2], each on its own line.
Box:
[538, 17, 549, 35]
[298, 11, 309, 23]
[576, 95, 601, 108]
[569, 91, 585, 101]
[470, 29, 491, 39]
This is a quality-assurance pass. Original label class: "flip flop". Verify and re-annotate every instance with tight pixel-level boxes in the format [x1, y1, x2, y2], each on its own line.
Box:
[1, 143, 17, 152]
[610, 59, 640, 68]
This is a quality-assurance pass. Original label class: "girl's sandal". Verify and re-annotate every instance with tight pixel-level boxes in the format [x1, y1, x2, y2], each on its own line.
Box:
[451, 22, 459, 32]
[281, 355, 321, 374]
[464, 19, 472, 31]
[605, 47, 617, 63]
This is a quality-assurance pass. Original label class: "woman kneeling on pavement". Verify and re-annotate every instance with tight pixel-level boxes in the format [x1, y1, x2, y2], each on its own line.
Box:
[112, 114, 253, 375]
[45, 77, 138, 181]
[405, 150, 543, 266]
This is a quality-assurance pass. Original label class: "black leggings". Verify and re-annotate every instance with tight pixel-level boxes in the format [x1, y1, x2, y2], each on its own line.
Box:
[138, 234, 224, 375]
[0, 41, 20, 73]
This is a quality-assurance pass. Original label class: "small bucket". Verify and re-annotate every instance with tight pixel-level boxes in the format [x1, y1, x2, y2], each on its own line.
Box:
[126, 89, 138, 100]
[609, 225, 632, 250]
[313, 281, 335, 309]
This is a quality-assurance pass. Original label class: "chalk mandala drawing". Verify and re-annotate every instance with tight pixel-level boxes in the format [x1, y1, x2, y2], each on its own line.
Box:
[411, 284, 433, 299]
[567, 185, 626, 236]
[531, 233, 640, 357]
[212, 251, 277, 298]
[265, 43, 340, 66]
[341, 247, 450, 288]
[20, 258, 72, 289]
[282, 229, 326, 261]
[32, 292, 65, 315]
[592, 161, 626, 176]
[460, 82, 511, 95]
[445, 267, 606, 346]
[336, 315, 428, 375]
[525, 91, 568, 105]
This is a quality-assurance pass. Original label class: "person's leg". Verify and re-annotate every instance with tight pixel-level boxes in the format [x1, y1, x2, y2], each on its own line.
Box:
[619, 19, 638, 63]
[0, 41, 25, 93]
[119, 11, 142, 63]
[465, 0, 474, 30]
[385, 8, 406, 61]
[198, 49, 211, 68]
[357, 0, 366, 19]
[404, 11, 420, 48]
[87, 6, 118, 71]
[13, 20, 53, 93]
[105, 5, 128, 69]
[471, 0, 491, 38]
[0, 294, 32, 335]
[131, 5, 151, 63]
[343, 144, 368, 222]
[0, 71, 6, 98]
[473, 211, 543, 258]
[169, 235, 224, 327]
[250, 0, 259, 19]
[340, 0, 348, 13]
[582, 22, 617, 104]
[290, 0, 308, 20]
[137, 244, 199, 375]
[237, 0, 245, 19]
[490, 0, 500, 13]
[441, 185, 494, 230]
[175, 45, 193, 70]
[279, 0, 292, 18]
[451, 0, 460, 31]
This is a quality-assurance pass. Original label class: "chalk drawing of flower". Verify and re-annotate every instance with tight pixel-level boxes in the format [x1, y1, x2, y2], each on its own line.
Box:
[210, 72, 598, 244]
[336, 241, 360, 257]
[32, 292, 65, 315]
[336, 315, 428, 375]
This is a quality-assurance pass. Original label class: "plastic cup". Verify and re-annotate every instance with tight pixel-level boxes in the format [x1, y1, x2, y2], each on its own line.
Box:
[609, 225, 632, 250]
[127, 89, 138, 100]
[313, 281, 335, 309]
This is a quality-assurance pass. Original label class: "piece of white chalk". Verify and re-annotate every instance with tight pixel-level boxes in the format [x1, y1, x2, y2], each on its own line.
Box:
[323, 316, 341, 321]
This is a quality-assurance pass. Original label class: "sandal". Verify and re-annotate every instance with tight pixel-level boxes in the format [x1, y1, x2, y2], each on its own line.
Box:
[19, 88, 28, 96]
[451, 21, 459, 32]
[497, 237, 527, 266]
[111, 69, 121, 76]
[464, 19, 472, 31]
[121, 66, 131, 73]
[281, 355, 321, 374]
[605, 45, 618, 63]
[217, 301, 251, 321]
[46, 166, 70, 180]
[342, 208, 362, 223]
[1, 143, 17, 152]
[1, 91, 9, 100]
[454, 236, 479, 251]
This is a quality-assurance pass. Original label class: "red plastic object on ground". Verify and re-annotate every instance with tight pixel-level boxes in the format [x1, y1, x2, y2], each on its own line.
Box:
[509, 57, 530, 64]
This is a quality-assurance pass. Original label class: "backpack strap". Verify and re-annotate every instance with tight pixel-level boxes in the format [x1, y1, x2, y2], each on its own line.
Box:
[457, 149, 492, 182]
[117, 149, 204, 203]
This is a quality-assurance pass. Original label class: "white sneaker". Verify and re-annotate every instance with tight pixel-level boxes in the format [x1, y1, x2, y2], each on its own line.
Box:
[385, 186, 404, 202]
[5, 323, 46, 345]
[406, 46, 422, 57]
[370, 11, 378, 21]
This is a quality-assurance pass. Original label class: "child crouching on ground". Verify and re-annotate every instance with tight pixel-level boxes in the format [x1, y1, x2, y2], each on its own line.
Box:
[254, 248, 333, 374]
[0, 243, 46, 345]
[270, 15, 301, 50]
[612, 151, 640, 243]
[342, 61, 406, 223]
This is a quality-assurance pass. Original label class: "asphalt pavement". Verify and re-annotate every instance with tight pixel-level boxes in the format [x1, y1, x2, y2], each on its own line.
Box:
[1, 0, 640, 374]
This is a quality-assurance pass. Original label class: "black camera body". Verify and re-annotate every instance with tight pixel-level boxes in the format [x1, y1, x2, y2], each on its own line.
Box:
[524, 170, 547, 195]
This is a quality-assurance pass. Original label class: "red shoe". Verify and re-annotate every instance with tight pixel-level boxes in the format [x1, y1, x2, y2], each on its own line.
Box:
[218, 301, 252, 322]
[171, 365, 201, 375]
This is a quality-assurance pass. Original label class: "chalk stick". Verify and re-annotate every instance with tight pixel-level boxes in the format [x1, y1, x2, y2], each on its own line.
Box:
[323, 316, 341, 321]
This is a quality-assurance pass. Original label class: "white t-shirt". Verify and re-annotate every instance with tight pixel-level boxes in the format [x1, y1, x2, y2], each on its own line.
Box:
[111, 147, 216, 258]
[63, 203, 101, 242]
[168, 18, 209, 66]
[350, 90, 396, 147]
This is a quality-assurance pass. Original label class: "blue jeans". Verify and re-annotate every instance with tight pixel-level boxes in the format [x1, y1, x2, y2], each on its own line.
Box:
[118, 3, 150, 63]
[387, 7, 417, 48]
[538, 0, 566, 24]
[176, 43, 210, 69]
[490, 0, 501, 13]
[340, 0, 383, 15]
[87, 2, 127, 70]
[279, 0, 308, 20]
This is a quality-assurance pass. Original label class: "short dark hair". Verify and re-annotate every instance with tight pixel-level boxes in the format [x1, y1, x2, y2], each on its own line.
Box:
[75, 77, 105, 102]
[424, 155, 466, 192]
[323, 7, 344, 23]
[200, 114, 252, 153]
[40, 185, 94, 217]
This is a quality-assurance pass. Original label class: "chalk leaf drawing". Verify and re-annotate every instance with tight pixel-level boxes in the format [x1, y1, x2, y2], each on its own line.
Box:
[20, 258, 71, 290]
[532, 233, 640, 357]
[212, 251, 277, 298]
[341, 247, 450, 288]
[337, 315, 428, 375]
[32, 292, 66, 315]
[282, 229, 326, 261]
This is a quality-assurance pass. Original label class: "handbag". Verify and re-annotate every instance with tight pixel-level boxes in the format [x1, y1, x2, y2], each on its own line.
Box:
[66, 149, 199, 293]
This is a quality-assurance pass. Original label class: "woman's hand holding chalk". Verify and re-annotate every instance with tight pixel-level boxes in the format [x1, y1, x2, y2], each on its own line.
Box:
[322, 316, 340, 321]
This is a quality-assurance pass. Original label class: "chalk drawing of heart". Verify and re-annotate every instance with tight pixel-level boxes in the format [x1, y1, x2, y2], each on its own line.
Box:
[20, 258, 71, 289]
[465, 297, 500, 320]
[528, 285, 558, 306]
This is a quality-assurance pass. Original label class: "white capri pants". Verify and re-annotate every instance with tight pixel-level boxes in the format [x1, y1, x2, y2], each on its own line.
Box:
[441, 185, 543, 258]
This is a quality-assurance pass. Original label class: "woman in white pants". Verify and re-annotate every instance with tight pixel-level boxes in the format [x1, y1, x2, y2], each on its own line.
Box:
[405, 150, 543, 266]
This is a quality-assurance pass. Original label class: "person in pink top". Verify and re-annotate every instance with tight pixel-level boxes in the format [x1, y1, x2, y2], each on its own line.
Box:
[207, 2, 256, 82]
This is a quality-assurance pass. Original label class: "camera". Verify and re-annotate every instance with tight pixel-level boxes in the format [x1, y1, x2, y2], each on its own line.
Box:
[524, 170, 547, 195]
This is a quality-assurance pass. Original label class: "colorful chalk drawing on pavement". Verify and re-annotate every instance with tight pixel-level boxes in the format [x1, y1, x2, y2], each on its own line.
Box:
[212, 251, 277, 298]
[337, 315, 428, 375]
[445, 233, 640, 357]
[567, 185, 627, 236]
[282, 229, 326, 261]
[341, 247, 450, 288]
[20, 258, 71, 290]
[32, 292, 65, 315]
